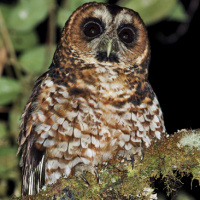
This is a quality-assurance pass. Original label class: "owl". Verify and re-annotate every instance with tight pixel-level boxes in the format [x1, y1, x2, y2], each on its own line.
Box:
[17, 2, 166, 197]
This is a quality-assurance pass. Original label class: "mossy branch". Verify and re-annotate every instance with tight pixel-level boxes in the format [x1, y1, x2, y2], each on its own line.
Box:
[13, 129, 200, 200]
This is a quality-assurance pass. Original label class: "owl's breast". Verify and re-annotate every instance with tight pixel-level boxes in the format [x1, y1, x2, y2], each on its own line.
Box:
[33, 71, 164, 168]
[33, 78, 133, 163]
[75, 65, 137, 103]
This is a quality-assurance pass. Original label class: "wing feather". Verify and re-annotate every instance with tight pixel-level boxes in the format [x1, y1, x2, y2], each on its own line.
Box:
[17, 72, 48, 196]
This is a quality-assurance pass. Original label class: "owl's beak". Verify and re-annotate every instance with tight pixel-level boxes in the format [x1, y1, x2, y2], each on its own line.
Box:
[106, 39, 112, 58]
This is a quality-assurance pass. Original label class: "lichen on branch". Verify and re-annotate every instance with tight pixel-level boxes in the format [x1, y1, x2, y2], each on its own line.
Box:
[13, 129, 200, 200]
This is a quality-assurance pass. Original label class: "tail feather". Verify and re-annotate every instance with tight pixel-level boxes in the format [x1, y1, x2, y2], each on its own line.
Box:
[21, 141, 46, 196]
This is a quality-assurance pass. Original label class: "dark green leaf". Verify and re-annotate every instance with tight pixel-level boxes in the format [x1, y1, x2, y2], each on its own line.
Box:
[10, 30, 38, 51]
[7, 0, 53, 31]
[68, 0, 107, 11]
[57, 8, 71, 28]
[119, 0, 177, 25]
[167, 1, 188, 22]
[9, 107, 22, 139]
[0, 146, 16, 156]
[0, 78, 21, 106]
[0, 36, 3, 48]
[0, 146, 18, 179]
[19, 45, 56, 74]
[0, 122, 6, 139]
[57, 0, 107, 28]
[0, 3, 12, 25]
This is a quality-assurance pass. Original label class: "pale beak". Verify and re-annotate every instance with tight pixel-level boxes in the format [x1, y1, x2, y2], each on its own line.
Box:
[106, 39, 112, 58]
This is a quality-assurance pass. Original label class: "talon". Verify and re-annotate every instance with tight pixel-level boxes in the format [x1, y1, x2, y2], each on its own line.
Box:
[81, 175, 90, 185]
[94, 168, 99, 183]
[141, 150, 144, 161]
[74, 163, 99, 185]
[130, 155, 135, 169]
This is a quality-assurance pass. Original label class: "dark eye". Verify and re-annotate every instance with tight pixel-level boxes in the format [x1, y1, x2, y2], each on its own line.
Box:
[118, 27, 135, 44]
[83, 21, 102, 38]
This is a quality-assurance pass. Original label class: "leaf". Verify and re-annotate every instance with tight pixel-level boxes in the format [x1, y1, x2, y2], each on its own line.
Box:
[10, 30, 38, 51]
[167, 1, 188, 22]
[0, 146, 16, 156]
[9, 107, 22, 139]
[57, 8, 72, 28]
[57, 0, 107, 28]
[68, 0, 107, 11]
[7, 0, 53, 31]
[19, 45, 56, 74]
[0, 146, 18, 179]
[0, 3, 12, 25]
[0, 36, 3, 48]
[0, 122, 6, 139]
[118, 0, 177, 25]
[0, 77, 21, 106]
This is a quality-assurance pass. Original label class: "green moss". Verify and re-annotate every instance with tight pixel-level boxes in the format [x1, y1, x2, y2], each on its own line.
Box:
[12, 129, 200, 200]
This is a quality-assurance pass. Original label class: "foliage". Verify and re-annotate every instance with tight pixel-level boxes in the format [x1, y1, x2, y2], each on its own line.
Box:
[0, 0, 187, 199]
[118, 0, 187, 25]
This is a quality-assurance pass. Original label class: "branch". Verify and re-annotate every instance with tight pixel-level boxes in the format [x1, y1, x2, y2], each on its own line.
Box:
[12, 129, 200, 200]
[0, 10, 23, 80]
[42, 0, 57, 71]
[159, 0, 199, 44]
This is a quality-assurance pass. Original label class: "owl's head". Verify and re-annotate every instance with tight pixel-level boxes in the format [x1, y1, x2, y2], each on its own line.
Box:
[56, 2, 150, 75]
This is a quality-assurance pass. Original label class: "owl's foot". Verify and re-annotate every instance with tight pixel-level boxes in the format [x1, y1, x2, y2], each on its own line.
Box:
[74, 163, 99, 185]
[118, 147, 144, 169]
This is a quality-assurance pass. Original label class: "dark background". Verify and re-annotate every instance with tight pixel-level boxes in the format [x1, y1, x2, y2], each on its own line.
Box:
[147, 0, 200, 135]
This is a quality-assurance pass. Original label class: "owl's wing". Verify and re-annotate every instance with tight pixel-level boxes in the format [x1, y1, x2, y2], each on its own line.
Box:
[142, 82, 166, 146]
[130, 81, 166, 148]
[17, 72, 49, 196]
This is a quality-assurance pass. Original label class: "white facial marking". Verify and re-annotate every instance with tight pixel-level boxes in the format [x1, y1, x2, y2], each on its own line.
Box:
[93, 8, 112, 25]
[114, 10, 132, 26]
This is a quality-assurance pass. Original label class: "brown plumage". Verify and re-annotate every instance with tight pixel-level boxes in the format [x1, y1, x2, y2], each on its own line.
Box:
[17, 2, 166, 197]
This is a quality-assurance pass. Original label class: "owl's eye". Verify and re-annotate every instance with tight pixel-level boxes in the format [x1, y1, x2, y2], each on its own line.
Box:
[83, 21, 103, 38]
[118, 26, 135, 44]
